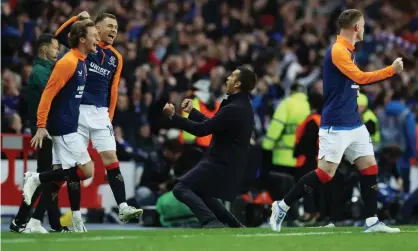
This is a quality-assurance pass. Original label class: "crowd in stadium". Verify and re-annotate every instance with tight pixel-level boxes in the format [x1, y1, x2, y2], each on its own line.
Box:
[2, 0, 418, 227]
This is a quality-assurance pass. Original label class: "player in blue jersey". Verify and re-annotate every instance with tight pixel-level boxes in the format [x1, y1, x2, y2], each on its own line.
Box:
[270, 9, 404, 233]
[54, 12, 143, 223]
[23, 19, 99, 232]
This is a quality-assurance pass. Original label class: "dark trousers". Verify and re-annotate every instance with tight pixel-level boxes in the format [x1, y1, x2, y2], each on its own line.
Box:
[15, 138, 61, 229]
[172, 181, 242, 227]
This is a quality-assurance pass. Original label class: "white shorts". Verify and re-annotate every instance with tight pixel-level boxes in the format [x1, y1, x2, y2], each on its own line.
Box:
[318, 125, 374, 164]
[52, 132, 91, 169]
[78, 104, 116, 153]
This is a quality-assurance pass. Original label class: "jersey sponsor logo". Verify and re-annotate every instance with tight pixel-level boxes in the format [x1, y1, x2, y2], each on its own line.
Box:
[351, 84, 359, 96]
[75, 85, 85, 99]
[89, 62, 111, 76]
[109, 56, 117, 68]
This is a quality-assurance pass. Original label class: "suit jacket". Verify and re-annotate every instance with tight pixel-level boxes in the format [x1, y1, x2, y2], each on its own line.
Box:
[170, 91, 254, 200]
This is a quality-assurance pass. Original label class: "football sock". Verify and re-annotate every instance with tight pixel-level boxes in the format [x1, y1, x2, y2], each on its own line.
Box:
[32, 182, 63, 225]
[119, 202, 128, 210]
[67, 180, 81, 211]
[106, 163, 127, 205]
[14, 185, 43, 225]
[283, 169, 333, 208]
[47, 182, 64, 230]
[72, 210, 82, 219]
[39, 167, 86, 183]
[359, 165, 378, 218]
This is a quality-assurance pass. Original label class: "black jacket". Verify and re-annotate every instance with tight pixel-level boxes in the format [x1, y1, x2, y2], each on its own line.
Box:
[170, 91, 254, 200]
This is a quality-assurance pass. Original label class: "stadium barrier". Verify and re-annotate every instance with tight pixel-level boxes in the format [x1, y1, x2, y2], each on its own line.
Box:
[1, 133, 105, 208]
[1, 134, 138, 217]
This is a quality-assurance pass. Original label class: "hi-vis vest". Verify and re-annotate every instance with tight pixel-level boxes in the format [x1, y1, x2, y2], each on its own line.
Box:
[295, 113, 321, 168]
[362, 109, 380, 146]
[179, 97, 220, 148]
[262, 93, 310, 167]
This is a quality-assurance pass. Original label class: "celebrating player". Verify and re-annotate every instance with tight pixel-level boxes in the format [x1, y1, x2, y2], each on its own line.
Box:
[270, 9, 403, 233]
[24, 19, 99, 232]
[54, 12, 143, 222]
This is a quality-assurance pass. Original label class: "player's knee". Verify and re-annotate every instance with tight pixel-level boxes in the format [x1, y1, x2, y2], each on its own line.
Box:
[354, 155, 376, 170]
[79, 161, 94, 178]
[99, 150, 118, 166]
[172, 183, 186, 200]
[317, 160, 338, 178]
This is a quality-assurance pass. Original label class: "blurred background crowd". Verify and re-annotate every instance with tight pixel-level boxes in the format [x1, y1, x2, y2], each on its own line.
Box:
[2, 0, 418, 227]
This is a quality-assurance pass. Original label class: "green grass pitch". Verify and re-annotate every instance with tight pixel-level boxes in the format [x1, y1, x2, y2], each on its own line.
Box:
[2, 226, 418, 251]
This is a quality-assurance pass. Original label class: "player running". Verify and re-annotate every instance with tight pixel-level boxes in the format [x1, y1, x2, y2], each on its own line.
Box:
[24, 19, 99, 232]
[54, 12, 143, 222]
[270, 9, 403, 233]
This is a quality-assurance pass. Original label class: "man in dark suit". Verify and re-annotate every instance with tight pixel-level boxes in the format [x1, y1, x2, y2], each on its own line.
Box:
[163, 67, 257, 228]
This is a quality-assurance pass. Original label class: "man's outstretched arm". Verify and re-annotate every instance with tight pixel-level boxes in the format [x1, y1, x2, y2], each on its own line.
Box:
[171, 106, 235, 137]
[331, 46, 397, 85]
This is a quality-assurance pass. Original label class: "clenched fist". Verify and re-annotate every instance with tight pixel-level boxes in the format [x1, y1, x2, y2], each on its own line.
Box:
[163, 103, 175, 118]
[78, 11, 90, 20]
[181, 99, 193, 113]
[392, 57, 404, 73]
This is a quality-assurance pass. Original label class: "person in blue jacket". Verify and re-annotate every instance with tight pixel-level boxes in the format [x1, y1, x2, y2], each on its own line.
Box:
[380, 88, 416, 193]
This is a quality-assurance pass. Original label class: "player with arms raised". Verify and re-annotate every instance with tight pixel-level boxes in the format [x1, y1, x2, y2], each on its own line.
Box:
[270, 9, 403, 233]
[54, 12, 143, 222]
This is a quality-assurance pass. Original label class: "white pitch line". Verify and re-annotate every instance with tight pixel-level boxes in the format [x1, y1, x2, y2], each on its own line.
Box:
[236, 231, 353, 237]
[236, 229, 418, 237]
[2, 235, 138, 244]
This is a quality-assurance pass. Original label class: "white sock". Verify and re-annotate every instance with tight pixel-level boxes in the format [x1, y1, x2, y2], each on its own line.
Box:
[119, 202, 128, 210]
[365, 216, 379, 226]
[278, 200, 290, 211]
[72, 210, 82, 219]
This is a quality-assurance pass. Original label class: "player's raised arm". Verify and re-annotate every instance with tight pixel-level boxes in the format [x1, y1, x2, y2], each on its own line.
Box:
[108, 48, 123, 121]
[55, 12, 90, 48]
[37, 58, 77, 128]
[331, 46, 401, 85]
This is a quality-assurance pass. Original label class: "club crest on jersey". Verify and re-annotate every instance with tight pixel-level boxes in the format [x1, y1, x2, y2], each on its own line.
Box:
[109, 56, 117, 67]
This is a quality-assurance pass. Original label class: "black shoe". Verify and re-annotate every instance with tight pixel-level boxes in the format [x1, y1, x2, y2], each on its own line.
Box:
[202, 221, 226, 229]
[49, 226, 71, 233]
[10, 220, 26, 233]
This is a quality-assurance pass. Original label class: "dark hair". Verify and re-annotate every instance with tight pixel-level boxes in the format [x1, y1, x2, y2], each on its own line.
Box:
[36, 33, 56, 52]
[308, 92, 324, 113]
[163, 139, 183, 153]
[392, 86, 408, 101]
[95, 13, 116, 24]
[237, 67, 257, 92]
[68, 19, 95, 48]
[291, 82, 305, 93]
[338, 9, 363, 29]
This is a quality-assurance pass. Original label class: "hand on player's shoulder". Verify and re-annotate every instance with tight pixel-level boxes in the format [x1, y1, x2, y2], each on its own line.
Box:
[392, 57, 404, 73]
[77, 11, 90, 20]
